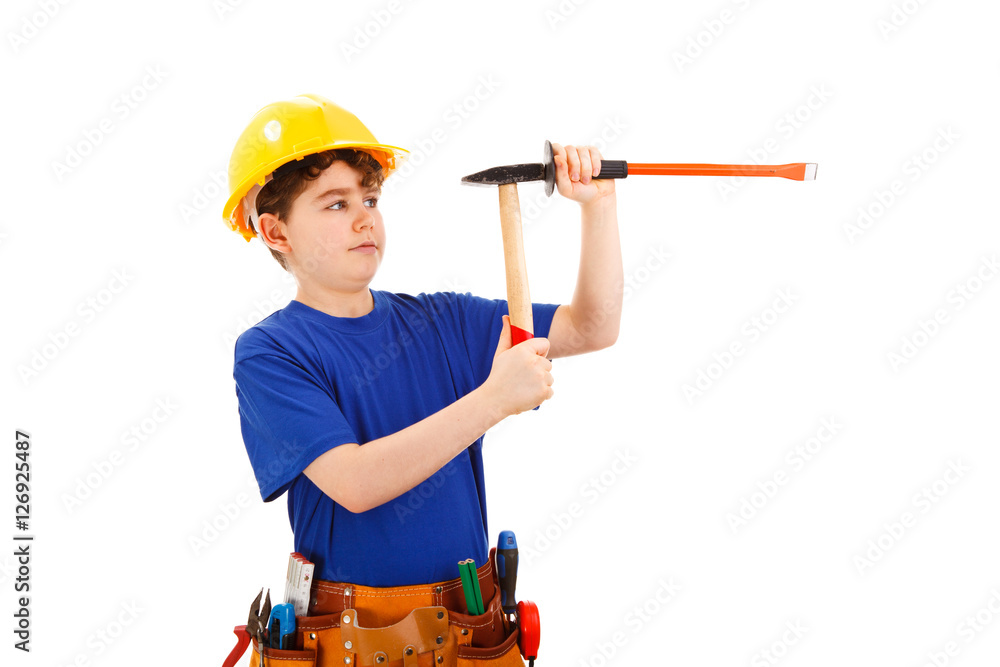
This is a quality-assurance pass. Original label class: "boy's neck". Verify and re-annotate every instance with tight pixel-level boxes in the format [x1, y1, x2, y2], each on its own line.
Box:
[294, 285, 375, 319]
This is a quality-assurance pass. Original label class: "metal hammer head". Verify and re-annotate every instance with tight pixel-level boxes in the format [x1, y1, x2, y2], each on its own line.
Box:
[461, 140, 558, 196]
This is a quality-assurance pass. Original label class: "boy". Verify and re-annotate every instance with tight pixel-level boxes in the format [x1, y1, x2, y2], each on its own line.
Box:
[225, 94, 621, 659]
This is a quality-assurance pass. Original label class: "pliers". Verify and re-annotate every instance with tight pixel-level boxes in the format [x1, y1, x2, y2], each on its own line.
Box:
[247, 588, 272, 666]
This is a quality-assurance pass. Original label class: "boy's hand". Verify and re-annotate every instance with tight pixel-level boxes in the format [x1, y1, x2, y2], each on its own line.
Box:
[551, 142, 616, 206]
[483, 315, 554, 416]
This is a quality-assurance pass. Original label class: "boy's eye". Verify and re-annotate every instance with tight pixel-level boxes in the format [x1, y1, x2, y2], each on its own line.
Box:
[326, 197, 378, 211]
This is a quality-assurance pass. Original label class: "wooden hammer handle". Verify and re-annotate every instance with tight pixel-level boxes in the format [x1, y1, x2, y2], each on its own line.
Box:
[498, 183, 533, 345]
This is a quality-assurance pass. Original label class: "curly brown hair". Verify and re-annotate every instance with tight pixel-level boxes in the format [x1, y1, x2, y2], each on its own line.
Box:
[255, 149, 385, 271]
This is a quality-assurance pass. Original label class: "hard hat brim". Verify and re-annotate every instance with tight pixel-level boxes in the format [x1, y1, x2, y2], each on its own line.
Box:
[222, 141, 408, 232]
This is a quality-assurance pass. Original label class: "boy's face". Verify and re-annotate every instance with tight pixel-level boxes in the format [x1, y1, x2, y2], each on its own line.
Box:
[283, 160, 385, 293]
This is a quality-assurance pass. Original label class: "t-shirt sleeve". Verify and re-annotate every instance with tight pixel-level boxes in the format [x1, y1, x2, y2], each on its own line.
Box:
[234, 350, 359, 502]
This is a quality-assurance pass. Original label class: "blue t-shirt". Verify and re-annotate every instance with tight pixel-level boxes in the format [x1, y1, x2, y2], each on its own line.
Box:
[233, 290, 559, 586]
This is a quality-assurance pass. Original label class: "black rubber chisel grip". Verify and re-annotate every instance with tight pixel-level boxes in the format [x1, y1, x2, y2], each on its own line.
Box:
[595, 160, 628, 179]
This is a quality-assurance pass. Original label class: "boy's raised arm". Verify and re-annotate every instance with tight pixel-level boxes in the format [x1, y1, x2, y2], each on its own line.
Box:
[544, 143, 624, 359]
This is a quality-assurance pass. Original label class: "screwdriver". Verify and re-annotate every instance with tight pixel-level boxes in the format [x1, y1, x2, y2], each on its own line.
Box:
[496, 531, 519, 617]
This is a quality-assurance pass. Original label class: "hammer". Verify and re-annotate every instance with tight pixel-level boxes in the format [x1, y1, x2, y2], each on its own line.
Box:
[461, 140, 817, 344]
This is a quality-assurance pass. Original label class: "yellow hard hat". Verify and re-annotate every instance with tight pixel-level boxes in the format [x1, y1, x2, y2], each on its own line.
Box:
[223, 94, 408, 242]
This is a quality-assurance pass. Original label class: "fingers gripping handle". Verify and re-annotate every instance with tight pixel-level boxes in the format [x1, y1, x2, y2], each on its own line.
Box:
[543, 139, 627, 196]
[498, 183, 534, 345]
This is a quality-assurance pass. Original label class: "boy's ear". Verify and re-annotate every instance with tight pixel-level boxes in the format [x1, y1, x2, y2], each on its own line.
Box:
[257, 213, 291, 253]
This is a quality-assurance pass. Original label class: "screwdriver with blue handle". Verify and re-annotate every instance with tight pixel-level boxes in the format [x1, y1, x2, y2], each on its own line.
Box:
[496, 531, 518, 618]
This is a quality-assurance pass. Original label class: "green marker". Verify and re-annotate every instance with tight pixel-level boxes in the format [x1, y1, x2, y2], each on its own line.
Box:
[458, 559, 484, 615]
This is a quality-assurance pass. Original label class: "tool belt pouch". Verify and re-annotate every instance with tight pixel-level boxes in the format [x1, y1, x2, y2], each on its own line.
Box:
[280, 603, 522, 667]
[454, 628, 522, 667]
[279, 606, 457, 667]
[248, 640, 317, 667]
[448, 585, 523, 666]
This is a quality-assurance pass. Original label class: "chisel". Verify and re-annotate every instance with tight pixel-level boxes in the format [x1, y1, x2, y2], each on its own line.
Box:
[461, 139, 817, 196]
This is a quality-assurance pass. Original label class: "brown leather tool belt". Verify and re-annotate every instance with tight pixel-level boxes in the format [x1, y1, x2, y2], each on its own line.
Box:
[248, 548, 524, 667]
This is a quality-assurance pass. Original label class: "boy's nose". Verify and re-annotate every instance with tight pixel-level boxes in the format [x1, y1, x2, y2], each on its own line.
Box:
[354, 209, 374, 230]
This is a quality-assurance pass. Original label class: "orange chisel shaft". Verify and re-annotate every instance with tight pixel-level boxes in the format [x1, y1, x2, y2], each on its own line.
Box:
[623, 162, 815, 181]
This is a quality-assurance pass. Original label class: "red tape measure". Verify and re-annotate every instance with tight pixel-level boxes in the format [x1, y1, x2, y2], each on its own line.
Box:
[516, 600, 540, 663]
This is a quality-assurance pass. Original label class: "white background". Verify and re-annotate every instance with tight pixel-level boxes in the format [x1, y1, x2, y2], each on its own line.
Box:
[3, 0, 999, 665]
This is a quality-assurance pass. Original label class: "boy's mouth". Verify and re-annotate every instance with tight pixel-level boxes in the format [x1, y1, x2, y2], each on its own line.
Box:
[351, 241, 378, 254]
